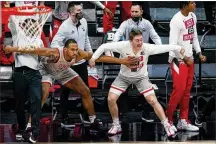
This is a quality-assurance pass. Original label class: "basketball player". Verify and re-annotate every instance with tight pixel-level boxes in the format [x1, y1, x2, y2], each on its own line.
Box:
[89, 29, 185, 136]
[50, 2, 95, 125]
[4, 39, 139, 131]
[112, 3, 162, 122]
[166, 1, 206, 132]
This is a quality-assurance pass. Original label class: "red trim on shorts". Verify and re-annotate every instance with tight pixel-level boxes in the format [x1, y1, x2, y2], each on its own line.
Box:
[63, 75, 79, 86]
[141, 87, 154, 95]
[110, 85, 125, 92]
[42, 82, 52, 87]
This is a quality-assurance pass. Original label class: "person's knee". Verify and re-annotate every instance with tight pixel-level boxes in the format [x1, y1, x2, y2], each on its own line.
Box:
[42, 88, 49, 99]
[42, 92, 49, 100]
[108, 93, 118, 104]
[146, 95, 158, 106]
[42, 83, 50, 100]
[81, 86, 91, 98]
[41, 92, 49, 106]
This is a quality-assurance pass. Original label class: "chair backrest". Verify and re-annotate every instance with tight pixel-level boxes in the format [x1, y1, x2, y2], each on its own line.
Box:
[0, 65, 13, 81]
[101, 31, 121, 78]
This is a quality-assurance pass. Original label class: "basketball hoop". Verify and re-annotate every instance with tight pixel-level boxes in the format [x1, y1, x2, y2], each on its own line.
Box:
[1, 6, 52, 48]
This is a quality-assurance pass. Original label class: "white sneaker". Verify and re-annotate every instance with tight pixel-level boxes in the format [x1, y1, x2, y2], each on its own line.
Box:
[169, 121, 178, 132]
[177, 119, 199, 131]
[108, 124, 122, 135]
[161, 120, 175, 137]
[108, 133, 122, 142]
[178, 131, 199, 141]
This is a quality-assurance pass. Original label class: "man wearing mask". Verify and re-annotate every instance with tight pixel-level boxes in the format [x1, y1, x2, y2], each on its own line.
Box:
[113, 3, 161, 43]
[49, 1, 113, 42]
[111, 3, 162, 122]
[51, 2, 97, 126]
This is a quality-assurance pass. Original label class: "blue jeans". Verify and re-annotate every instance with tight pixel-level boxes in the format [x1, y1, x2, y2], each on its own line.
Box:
[14, 66, 42, 138]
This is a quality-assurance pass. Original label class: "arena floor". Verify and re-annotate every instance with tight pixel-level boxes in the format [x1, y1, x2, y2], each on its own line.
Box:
[0, 116, 215, 143]
[0, 80, 216, 143]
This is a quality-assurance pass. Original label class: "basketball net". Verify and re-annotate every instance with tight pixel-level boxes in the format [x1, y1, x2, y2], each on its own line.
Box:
[2, 6, 52, 49]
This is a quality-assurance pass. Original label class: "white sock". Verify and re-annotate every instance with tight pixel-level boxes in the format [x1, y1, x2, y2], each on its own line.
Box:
[181, 119, 187, 123]
[25, 123, 31, 130]
[89, 115, 96, 123]
[27, 123, 31, 127]
[113, 118, 120, 126]
[161, 118, 168, 126]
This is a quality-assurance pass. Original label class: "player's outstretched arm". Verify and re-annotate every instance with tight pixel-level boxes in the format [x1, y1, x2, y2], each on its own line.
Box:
[3, 45, 58, 57]
[75, 49, 92, 62]
[95, 56, 139, 68]
[76, 48, 139, 67]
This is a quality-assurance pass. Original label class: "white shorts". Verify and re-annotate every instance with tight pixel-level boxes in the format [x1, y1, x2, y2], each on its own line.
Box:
[40, 68, 79, 86]
[110, 74, 155, 97]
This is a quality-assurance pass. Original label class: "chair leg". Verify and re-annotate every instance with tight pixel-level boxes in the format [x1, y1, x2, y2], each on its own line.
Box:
[165, 82, 168, 104]
[194, 74, 198, 117]
[191, 74, 199, 119]
[53, 109, 57, 121]
[102, 75, 107, 89]
[79, 114, 84, 123]
[164, 66, 171, 105]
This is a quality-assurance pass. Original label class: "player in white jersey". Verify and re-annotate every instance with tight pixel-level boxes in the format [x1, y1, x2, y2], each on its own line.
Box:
[166, 1, 206, 132]
[89, 29, 185, 136]
[4, 39, 139, 131]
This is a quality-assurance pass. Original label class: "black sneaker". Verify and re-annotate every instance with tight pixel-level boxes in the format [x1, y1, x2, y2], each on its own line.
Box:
[141, 112, 154, 122]
[29, 135, 37, 143]
[195, 115, 205, 127]
[15, 130, 30, 141]
[90, 119, 103, 130]
[89, 119, 107, 135]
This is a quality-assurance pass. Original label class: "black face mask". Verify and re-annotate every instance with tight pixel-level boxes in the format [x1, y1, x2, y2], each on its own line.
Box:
[76, 13, 83, 20]
[132, 16, 141, 22]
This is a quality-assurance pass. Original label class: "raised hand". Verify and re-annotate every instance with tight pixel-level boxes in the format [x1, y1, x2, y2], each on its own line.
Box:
[199, 54, 207, 62]
[122, 56, 140, 67]
[180, 48, 185, 56]
[3, 45, 12, 54]
[183, 56, 194, 66]
[89, 59, 96, 68]
[104, 7, 114, 17]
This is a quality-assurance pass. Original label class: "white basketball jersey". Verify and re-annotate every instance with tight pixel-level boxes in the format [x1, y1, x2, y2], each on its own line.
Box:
[41, 47, 76, 75]
[92, 41, 182, 78]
